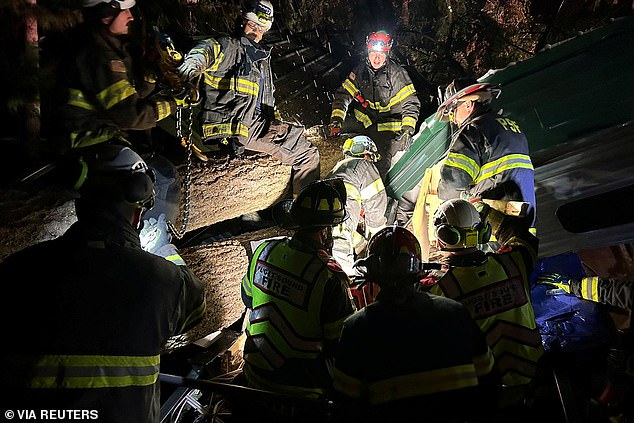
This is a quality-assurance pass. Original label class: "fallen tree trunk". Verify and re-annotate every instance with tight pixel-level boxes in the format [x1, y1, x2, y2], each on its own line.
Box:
[0, 126, 339, 261]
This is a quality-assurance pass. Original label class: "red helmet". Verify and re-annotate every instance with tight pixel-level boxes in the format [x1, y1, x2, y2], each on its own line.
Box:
[360, 226, 423, 283]
[366, 31, 393, 53]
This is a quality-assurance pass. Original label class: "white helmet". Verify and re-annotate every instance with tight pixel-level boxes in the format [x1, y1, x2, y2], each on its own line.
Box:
[433, 199, 491, 249]
[83, 0, 136, 10]
[244, 0, 274, 32]
[342, 135, 380, 162]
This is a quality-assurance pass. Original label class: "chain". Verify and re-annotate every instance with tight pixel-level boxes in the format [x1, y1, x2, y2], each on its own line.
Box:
[169, 105, 194, 240]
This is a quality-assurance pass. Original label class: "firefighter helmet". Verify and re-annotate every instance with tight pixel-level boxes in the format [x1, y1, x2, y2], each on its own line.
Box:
[83, 0, 136, 9]
[433, 199, 491, 250]
[435, 78, 501, 122]
[366, 31, 393, 53]
[74, 144, 155, 209]
[243, 0, 274, 31]
[342, 135, 380, 162]
[272, 178, 349, 230]
[359, 226, 423, 283]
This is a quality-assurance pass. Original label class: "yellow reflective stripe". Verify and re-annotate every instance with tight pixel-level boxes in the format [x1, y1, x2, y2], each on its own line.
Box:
[581, 276, 600, 302]
[352, 231, 365, 247]
[473, 347, 495, 377]
[475, 154, 534, 184]
[155, 99, 173, 121]
[250, 305, 322, 352]
[377, 121, 401, 132]
[387, 84, 416, 108]
[164, 253, 185, 265]
[20, 354, 160, 389]
[360, 178, 384, 200]
[202, 122, 249, 138]
[366, 84, 417, 112]
[353, 109, 372, 128]
[331, 108, 346, 120]
[70, 131, 116, 149]
[342, 79, 358, 97]
[367, 364, 479, 405]
[333, 367, 363, 398]
[242, 274, 253, 298]
[206, 40, 223, 72]
[96, 79, 136, 110]
[67, 89, 95, 110]
[344, 183, 362, 202]
[445, 152, 479, 180]
[244, 365, 325, 398]
[402, 115, 416, 129]
[204, 74, 259, 96]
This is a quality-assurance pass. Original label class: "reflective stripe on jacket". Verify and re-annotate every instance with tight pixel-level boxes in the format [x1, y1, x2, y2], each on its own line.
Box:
[438, 112, 536, 224]
[241, 237, 354, 395]
[331, 60, 420, 134]
[431, 249, 544, 386]
[189, 35, 276, 140]
[60, 29, 171, 149]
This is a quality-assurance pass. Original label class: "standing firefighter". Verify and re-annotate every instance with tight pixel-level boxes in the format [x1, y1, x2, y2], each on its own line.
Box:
[327, 135, 388, 280]
[333, 226, 500, 422]
[177, 0, 320, 196]
[329, 30, 421, 177]
[435, 78, 536, 227]
[58, 0, 181, 152]
[0, 144, 206, 423]
[240, 178, 356, 400]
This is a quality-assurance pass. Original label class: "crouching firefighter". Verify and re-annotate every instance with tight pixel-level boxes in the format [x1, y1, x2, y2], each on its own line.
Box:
[327, 135, 388, 289]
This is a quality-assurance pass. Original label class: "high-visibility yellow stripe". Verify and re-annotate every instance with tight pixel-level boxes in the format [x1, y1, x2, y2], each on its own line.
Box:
[67, 89, 95, 110]
[344, 183, 362, 202]
[353, 109, 372, 128]
[360, 178, 384, 200]
[204, 74, 259, 96]
[475, 154, 534, 184]
[155, 99, 173, 121]
[202, 122, 249, 138]
[473, 347, 495, 377]
[97, 79, 136, 110]
[10, 354, 160, 389]
[377, 121, 401, 132]
[581, 276, 600, 302]
[366, 84, 417, 112]
[445, 152, 479, 180]
[333, 367, 363, 398]
[402, 115, 417, 129]
[331, 108, 346, 120]
[342, 79, 358, 97]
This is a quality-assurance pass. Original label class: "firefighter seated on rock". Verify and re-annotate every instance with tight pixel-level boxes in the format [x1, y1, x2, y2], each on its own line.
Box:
[177, 0, 320, 196]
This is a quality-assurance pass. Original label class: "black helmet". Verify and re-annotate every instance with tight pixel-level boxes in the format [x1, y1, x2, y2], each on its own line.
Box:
[358, 226, 423, 283]
[272, 178, 349, 230]
[74, 144, 155, 209]
[435, 78, 501, 122]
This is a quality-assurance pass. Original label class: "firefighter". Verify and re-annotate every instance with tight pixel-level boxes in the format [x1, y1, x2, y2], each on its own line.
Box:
[57, 0, 183, 153]
[329, 30, 421, 178]
[333, 226, 500, 422]
[327, 135, 388, 282]
[0, 143, 206, 423]
[55, 0, 193, 226]
[430, 199, 544, 400]
[177, 0, 320, 196]
[435, 78, 536, 227]
[240, 178, 356, 400]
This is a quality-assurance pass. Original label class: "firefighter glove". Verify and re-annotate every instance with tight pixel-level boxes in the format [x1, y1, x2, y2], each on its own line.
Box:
[396, 129, 413, 151]
[177, 52, 206, 81]
[537, 272, 572, 296]
[173, 85, 201, 108]
[140, 213, 171, 256]
[328, 121, 342, 138]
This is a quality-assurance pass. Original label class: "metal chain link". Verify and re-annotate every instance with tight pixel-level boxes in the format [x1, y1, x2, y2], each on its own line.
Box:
[168, 105, 194, 240]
